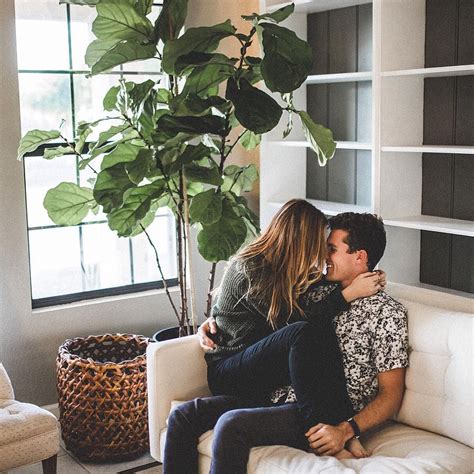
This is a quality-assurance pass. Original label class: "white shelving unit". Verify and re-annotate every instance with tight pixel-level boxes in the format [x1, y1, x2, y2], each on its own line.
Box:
[259, 0, 474, 297]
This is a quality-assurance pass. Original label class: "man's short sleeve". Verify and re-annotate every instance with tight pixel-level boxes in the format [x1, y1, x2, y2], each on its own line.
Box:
[372, 305, 409, 373]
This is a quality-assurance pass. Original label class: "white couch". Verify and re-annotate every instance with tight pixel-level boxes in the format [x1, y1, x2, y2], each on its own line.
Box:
[147, 283, 473, 473]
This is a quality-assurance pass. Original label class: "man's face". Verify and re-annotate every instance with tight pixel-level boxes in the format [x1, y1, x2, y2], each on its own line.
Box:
[326, 229, 361, 287]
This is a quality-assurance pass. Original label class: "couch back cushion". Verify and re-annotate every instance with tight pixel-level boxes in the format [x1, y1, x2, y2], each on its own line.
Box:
[395, 299, 473, 448]
[0, 364, 14, 400]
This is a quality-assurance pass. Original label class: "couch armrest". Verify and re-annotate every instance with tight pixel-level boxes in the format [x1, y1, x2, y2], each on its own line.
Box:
[147, 335, 211, 461]
[0, 363, 14, 400]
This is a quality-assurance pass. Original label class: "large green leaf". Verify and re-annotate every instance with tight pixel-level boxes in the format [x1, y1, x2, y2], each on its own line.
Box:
[17, 130, 61, 160]
[189, 189, 223, 225]
[154, 0, 188, 43]
[242, 3, 294, 23]
[94, 124, 130, 150]
[93, 0, 154, 42]
[136, 0, 153, 16]
[260, 22, 312, 93]
[107, 180, 165, 236]
[184, 162, 223, 186]
[85, 39, 120, 68]
[43, 182, 94, 226]
[93, 164, 135, 212]
[221, 164, 258, 194]
[162, 20, 236, 74]
[90, 41, 156, 75]
[170, 93, 229, 117]
[298, 111, 336, 166]
[182, 62, 234, 97]
[101, 143, 141, 170]
[165, 143, 213, 174]
[197, 199, 247, 262]
[157, 113, 228, 136]
[239, 130, 261, 150]
[125, 148, 153, 183]
[43, 145, 75, 160]
[129, 201, 159, 237]
[175, 52, 236, 76]
[226, 77, 282, 134]
[103, 85, 120, 111]
[129, 79, 156, 111]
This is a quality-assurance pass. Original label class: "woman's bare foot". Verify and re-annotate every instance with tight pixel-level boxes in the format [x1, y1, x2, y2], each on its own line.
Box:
[334, 448, 355, 460]
[346, 438, 369, 458]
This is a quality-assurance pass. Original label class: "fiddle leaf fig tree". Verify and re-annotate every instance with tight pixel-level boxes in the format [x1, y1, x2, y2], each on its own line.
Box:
[17, 0, 336, 336]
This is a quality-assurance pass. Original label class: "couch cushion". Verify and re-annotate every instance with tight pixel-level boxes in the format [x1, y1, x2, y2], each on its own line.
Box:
[395, 299, 473, 447]
[0, 400, 58, 446]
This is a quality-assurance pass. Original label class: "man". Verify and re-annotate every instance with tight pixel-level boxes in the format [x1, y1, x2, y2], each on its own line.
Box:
[167, 213, 408, 472]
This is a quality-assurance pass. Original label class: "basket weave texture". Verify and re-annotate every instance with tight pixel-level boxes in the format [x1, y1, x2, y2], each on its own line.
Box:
[56, 333, 150, 462]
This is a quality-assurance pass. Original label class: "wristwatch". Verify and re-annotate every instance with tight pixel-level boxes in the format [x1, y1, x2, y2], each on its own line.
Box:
[346, 417, 361, 439]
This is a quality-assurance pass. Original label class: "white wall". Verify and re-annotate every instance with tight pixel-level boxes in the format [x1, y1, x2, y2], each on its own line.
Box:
[0, 0, 221, 406]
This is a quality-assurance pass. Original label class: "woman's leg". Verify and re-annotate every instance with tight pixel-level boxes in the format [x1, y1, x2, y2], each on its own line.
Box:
[210, 403, 306, 474]
[208, 320, 354, 430]
[163, 395, 252, 474]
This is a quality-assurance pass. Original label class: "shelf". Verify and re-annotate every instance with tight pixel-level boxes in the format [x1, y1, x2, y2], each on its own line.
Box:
[266, 0, 371, 14]
[268, 140, 372, 150]
[306, 72, 372, 84]
[384, 215, 474, 237]
[382, 64, 474, 78]
[269, 199, 372, 216]
[381, 145, 474, 155]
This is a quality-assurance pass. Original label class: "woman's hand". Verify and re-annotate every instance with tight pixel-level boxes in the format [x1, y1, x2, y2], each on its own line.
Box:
[198, 317, 217, 351]
[342, 270, 386, 302]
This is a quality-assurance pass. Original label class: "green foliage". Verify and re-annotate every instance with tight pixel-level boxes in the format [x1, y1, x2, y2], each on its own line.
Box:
[20, 0, 337, 329]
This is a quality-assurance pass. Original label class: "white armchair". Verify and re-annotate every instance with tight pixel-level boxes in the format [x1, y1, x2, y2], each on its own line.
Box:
[0, 363, 59, 473]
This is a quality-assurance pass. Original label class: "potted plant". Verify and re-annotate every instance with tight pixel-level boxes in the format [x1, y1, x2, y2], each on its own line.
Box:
[17, 0, 336, 338]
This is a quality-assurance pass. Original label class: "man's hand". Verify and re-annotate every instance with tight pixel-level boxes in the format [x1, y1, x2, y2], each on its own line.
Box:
[305, 422, 353, 456]
[198, 317, 217, 351]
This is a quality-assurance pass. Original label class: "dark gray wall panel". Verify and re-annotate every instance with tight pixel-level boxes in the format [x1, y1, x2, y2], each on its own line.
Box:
[328, 150, 356, 203]
[453, 155, 474, 220]
[306, 149, 327, 200]
[422, 153, 453, 218]
[307, 84, 328, 124]
[455, 76, 474, 145]
[458, 0, 474, 65]
[307, 11, 328, 75]
[328, 7, 357, 73]
[420, 231, 452, 288]
[425, 0, 457, 67]
[356, 151, 371, 206]
[357, 82, 372, 142]
[328, 83, 356, 141]
[451, 235, 474, 293]
[423, 77, 455, 145]
[357, 3, 372, 72]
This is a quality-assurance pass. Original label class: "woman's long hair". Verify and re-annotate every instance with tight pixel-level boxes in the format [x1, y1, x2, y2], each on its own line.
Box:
[238, 199, 327, 329]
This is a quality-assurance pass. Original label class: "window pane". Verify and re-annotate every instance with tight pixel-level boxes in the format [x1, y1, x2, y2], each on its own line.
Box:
[132, 213, 177, 283]
[29, 226, 83, 299]
[81, 223, 132, 290]
[73, 74, 122, 140]
[18, 73, 73, 137]
[24, 154, 78, 228]
[70, 5, 99, 71]
[15, 0, 69, 70]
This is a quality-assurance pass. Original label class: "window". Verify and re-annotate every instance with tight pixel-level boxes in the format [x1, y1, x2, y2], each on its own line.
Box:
[15, 0, 178, 307]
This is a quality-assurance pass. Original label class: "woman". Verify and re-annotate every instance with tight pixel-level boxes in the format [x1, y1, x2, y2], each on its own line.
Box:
[164, 200, 383, 473]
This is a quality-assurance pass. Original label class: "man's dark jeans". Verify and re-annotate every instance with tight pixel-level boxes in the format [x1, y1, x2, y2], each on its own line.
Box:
[164, 395, 306, 474]
[164, 320, 354, 473]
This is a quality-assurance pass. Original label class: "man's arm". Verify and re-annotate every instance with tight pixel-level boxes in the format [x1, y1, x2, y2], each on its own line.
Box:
[306, 368, 406, 455]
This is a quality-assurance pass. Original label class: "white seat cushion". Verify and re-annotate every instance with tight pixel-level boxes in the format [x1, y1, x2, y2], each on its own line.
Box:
[0, 399, 59, 471]
[178, 421, 473, 473]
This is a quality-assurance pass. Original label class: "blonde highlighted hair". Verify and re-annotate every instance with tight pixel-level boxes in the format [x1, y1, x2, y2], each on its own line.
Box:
[238, 199, 327, 329]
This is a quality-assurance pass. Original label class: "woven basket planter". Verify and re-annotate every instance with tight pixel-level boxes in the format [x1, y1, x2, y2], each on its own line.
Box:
[56, 333, 150, 462]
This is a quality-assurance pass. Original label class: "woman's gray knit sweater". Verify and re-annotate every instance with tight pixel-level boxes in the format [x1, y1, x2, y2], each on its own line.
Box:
[204, 258, 350, 364]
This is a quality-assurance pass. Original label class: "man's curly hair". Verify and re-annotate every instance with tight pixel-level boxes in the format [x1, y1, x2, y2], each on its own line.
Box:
[328, 213, 386, 271]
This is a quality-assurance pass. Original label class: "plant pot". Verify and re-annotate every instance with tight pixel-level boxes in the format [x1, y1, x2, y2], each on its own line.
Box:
[56, 333, 150, 462]
[153, 326, 195, 342]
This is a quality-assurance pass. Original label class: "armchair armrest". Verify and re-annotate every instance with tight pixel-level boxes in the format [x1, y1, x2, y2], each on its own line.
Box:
[0, 363, 14, 400]
[147, 335, 211, 461]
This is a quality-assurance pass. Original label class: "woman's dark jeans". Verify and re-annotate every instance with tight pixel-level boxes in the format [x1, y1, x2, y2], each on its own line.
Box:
[163, 320, 354, 473]
[208, 320, 353, 429]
